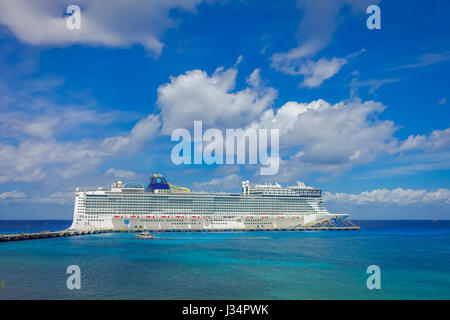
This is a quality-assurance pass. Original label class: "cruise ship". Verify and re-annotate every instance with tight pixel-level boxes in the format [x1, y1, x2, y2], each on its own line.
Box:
[69, 173, 349, 231]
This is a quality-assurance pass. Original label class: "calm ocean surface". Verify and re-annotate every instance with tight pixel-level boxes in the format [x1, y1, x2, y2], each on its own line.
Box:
[0, 220, 449, 300]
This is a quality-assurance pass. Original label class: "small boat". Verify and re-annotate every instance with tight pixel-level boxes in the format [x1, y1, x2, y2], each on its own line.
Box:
[136, 232, 155, 239]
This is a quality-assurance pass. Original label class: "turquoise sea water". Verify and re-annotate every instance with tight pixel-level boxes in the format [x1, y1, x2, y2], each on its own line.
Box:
[0, 220, 449, 300]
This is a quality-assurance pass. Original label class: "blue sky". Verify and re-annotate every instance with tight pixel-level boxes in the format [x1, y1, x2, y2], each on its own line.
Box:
[0, 0, 449, 219]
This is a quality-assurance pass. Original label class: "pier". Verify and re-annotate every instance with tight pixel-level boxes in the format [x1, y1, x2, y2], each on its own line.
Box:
[0, 226, 360, 243]
[0, 229, 113, 242]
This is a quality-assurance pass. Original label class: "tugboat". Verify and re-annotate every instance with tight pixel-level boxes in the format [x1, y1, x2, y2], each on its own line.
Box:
[136, 231, 155, 239]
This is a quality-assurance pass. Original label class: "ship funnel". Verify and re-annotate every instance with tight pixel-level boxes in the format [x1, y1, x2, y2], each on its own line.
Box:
[145, 173, 170, 193]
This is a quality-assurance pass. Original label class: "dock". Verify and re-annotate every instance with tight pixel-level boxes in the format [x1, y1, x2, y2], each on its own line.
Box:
[0, 229, 113, 242]
[0, 226, 359, 243]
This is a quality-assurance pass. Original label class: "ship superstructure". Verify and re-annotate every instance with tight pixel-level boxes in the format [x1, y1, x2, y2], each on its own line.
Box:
[69, 173, 348, 231]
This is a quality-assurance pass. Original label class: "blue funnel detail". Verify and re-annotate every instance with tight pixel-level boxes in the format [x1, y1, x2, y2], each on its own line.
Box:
[145, 173, 170, 192]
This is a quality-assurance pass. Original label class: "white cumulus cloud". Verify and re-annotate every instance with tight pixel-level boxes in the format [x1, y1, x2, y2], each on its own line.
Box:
[106, 168, 136, 179]
[0, 0, 206, 56]
[0, 113, 160, 184]
[31, 191, 74, 205]
[249, 98, 398, 180]
[324, 188, 450, 206]
[157, 66, 276, 133]
[270, 0, 377, 85]
[0, 190, 74, 205]
[193, 174, 242, 192]
[1, 60, 448, 187]
[399, 128, 450, 153]
[299, 57, 348, 88]
[101, 114, 161, 153]
[0, 190, 26, 200]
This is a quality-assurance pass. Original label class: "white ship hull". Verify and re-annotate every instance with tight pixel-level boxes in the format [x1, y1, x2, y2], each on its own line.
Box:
[70, 213, 348, 231]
